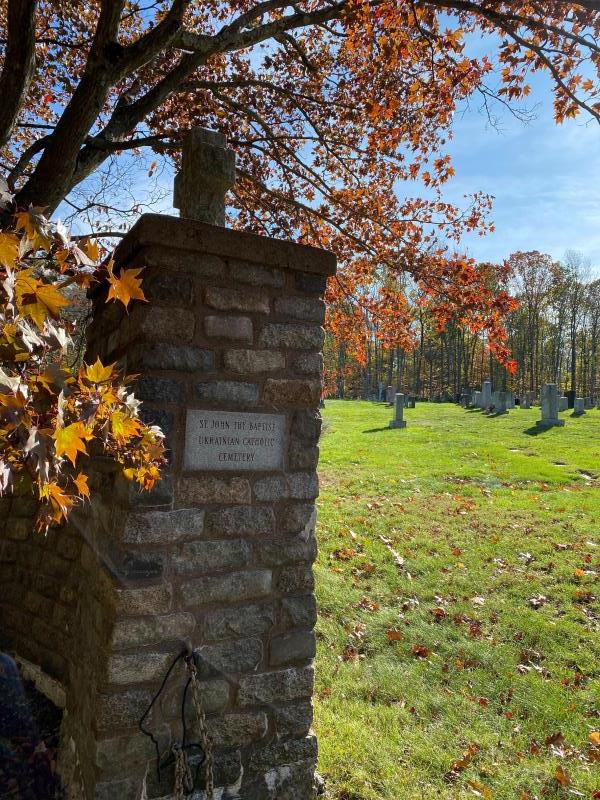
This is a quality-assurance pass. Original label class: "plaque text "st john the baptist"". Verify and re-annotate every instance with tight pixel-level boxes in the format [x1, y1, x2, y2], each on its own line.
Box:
[184, 410, 286, 471]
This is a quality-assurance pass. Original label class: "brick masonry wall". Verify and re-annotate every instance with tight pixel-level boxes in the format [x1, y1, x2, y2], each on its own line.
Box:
[85, 214, 335, 799]
[0, 465, 122, 798]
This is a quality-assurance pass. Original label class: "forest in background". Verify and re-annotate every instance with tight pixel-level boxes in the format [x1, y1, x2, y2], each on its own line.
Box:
[325, 250, 600, 401]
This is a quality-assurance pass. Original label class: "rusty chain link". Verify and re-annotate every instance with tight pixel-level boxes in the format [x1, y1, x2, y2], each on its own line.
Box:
[172, 652, 214, 800]
[173, 743, 193, 800]
[188, 654, 214, 800]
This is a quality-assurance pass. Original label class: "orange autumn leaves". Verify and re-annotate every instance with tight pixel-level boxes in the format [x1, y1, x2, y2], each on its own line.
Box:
[0, 205, 165, 531]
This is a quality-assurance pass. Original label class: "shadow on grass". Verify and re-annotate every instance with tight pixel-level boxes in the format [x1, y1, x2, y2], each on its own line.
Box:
[524, 423, 551, 436]
[363, 426, 394, 433]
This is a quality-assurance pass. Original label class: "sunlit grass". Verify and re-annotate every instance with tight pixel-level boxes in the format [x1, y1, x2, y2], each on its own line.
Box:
[315, 400, 600, 800]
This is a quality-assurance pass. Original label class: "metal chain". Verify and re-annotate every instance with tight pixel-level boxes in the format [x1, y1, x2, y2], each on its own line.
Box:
[188, 656, 215, 800]
[172, 743, 193, 800]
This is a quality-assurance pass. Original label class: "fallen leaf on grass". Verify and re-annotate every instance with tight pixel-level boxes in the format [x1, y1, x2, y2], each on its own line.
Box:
[554, 765, 570, 787]
[386, 628, 403, 642]
[341, 645, 360, 662]
[331, 547, 358, 561]
[444, 743, 480, 781]
[467, 779, 493, 798]
[545, 731, 564, 747]
[378, 535, 405, 567]
[528, 595, 549, 609]
[355, 597, 380, 612]
[472, 596, 486, 606]
[431, 607, 447, 621]
[411, 644, 431, 658]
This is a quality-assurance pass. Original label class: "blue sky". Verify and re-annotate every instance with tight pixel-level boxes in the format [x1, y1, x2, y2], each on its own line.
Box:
[440, 60, 600, 272]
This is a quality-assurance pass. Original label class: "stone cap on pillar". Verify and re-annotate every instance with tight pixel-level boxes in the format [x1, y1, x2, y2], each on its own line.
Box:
[113, 213, 336, 277]
[173, 127, 236, 225]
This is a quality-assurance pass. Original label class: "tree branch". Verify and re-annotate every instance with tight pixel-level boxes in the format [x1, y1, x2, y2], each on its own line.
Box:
[0, 0, 38, 150]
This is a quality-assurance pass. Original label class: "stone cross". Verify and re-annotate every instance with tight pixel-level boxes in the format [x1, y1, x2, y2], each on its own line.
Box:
[174, 127, 236, 225]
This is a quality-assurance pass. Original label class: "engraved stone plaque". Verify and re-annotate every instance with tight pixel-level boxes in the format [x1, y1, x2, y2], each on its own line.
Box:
[184, 410, 286, 471]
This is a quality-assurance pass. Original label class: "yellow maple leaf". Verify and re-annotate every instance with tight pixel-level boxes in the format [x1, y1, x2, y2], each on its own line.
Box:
[83, 238, 100, 262]
[53, 421, 89, 466]
[107, 262, 146, 308]
[84, 358, 115, 384]
[39, 480, 74, 524]
[55, 248, 71, 273]
[14, 210, 52, 251]
[110, 410, 141, 441]
[0, 232, 19, 267]
[74, 472, 90, 499]
[15, 269, 69, 329]
[589, 731, 600, 747]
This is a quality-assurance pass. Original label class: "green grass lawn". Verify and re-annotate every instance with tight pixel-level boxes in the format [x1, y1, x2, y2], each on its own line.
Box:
[314, 400, 600, 800]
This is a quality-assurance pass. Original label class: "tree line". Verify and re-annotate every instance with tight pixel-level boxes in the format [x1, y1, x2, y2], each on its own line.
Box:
[325, 250, 600, 401]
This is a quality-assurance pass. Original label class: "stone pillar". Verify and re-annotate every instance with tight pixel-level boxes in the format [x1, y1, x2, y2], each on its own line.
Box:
[81, 133, 335, 799]
[481, 380, 492, 409]
[573, 397, 585, 415]
[539, 384, 564, 428]
[389, 394, 407, 429]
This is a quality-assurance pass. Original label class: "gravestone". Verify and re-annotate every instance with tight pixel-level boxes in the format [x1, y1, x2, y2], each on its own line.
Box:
[0, 129, 335, 800]
[385, 386, 395, 404]
[583, 397, 593, 410]
[495, 391, 509, 414]
[406, 396, 416, 409]
[539, 383, 565, 427]
[389, 394, 407, 429]
[378, 383, 385, 401]
[573, 397, 585, 415]
[473, 391, 482, 408]
[481, 380, 492, 409]
[520, 395, 531, 409]
[558, 396, 568, 412]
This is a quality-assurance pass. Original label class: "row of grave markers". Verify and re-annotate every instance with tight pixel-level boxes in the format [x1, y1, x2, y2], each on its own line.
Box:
[387, 382, 597, 430]
[461, 382, 597, 427]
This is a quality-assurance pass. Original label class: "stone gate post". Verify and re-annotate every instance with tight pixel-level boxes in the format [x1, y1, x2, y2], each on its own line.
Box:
[83, 131, 336, 799]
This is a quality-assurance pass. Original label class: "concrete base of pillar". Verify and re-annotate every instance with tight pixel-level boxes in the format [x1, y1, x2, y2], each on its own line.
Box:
[537, 418, 565, 428]
[389, 420, 407, 429]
